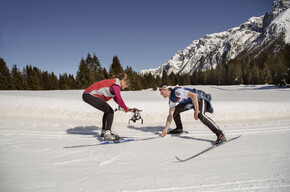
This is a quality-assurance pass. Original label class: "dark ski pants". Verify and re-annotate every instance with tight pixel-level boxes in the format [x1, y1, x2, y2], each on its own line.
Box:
[82, 92, 114, 131]
[173, 99, 222, 136]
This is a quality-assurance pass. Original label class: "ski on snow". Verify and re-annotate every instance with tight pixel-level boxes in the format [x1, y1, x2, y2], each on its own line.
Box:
[64, 136, 159, 148]
[175, 135, 241, 162]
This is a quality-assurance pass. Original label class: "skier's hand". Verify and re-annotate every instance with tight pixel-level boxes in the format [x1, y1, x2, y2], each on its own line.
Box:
[124, 108, 130, 113]
[194, 111, 199, 120]
[161, 129, 168, 137]
[129, 108, 139, 112]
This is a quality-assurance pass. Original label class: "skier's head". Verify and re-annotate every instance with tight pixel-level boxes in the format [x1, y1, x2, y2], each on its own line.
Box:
[115, 73, 130, 89]
[159, 83, 171, 98]
[159, 82, 168, 90]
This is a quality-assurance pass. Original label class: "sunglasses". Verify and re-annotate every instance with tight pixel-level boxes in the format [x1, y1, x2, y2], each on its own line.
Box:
[159, 86, 168, 91]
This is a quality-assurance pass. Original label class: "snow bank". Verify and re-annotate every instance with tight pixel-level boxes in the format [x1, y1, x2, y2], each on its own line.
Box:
[1, 85, 289, 124]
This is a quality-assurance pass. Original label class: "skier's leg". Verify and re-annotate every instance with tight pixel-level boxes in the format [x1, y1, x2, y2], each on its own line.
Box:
[198, 99, 222, 136]
[172, 103, 188, 130]
[82, 93, 114, 131]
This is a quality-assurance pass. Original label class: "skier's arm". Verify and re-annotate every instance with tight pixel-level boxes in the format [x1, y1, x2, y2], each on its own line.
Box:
[161, 106, 175, 137]
[111, 85, 129, 112]
[187, 91, 199, 120]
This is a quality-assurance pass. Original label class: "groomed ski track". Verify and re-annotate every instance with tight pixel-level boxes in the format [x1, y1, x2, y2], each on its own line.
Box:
[1, 119, 290, 192]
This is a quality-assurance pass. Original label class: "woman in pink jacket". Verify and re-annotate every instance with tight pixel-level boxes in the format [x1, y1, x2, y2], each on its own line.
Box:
[83, 73, 130, 141]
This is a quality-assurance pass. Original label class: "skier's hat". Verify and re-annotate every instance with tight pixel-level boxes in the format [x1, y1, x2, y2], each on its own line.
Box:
[159, 83, 169, 91]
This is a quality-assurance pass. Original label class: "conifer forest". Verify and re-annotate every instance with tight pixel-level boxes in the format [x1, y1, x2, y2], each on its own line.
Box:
[1, 45, 289, 90]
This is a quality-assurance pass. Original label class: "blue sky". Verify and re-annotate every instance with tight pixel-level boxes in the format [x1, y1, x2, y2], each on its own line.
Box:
[1, 0, 273, 76]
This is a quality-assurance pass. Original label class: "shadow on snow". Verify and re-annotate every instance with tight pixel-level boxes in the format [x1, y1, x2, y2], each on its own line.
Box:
[127, 125, 215, 144]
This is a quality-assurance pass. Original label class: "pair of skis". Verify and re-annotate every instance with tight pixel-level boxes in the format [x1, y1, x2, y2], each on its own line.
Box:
[64, 135, 241, 162]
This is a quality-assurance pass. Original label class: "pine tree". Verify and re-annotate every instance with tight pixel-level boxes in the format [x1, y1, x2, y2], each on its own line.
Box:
[161, 69, 169, 84]
[147, 72, 157, 90]
[180, 73, 190, 85]
[109, 56, 124, 77]
[227, 59, 243, 85]
[251, 63, 260, 84]
[169, 72, 177, 85]
[0, 58, 14, 89]
[91, 53, 103, 81]
[282, 45, 290, 85]
[140, 74, 150, 89]
[85, 53, 93, 70]
[261, 61, 272, 84]
[33, 66, 43, 89]
[191, 71, 198, 85]
[76, 58, 95, 89]
[209, 68, 217, 85]
[273, 50, 288, 85]
[11, 64, 27, 90]
[201, 71, 208, 85]
[216, 61, 226, 85]
[49, 72, 59, 90]
[59, 73, 70, 90]
[42, 71, 50, 90]
[102, 68, 109, 79]
[68, 74, 76, 89]
[86, 53, 103, 82]
[60, 73, 76, 89]
[155, 75, 161, 88]
[242, 59, 251, 84]
[25, 65, 41, 90]
[125, 66, 142, 90]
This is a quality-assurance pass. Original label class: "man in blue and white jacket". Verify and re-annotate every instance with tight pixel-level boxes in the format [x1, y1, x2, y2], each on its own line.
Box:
[159, 83, 226, 144]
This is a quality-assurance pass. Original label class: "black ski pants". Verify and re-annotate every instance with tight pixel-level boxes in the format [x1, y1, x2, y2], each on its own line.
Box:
[173, 99, 222, 136]
[82, 92, 114, 131]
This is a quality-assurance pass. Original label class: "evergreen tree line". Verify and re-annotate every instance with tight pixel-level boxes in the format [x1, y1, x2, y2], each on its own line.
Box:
[0, 58, 76, 90]
[155, 45, 290, 87]
[192, 45, 290, 86]
[0, 53, 144, 90]
[1, 45, 289, 90]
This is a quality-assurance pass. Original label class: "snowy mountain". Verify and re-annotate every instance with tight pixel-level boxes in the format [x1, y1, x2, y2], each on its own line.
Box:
[140, 0, 290, 77]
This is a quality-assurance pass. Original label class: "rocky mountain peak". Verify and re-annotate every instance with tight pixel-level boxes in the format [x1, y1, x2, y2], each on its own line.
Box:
[140, 0, 290, 77]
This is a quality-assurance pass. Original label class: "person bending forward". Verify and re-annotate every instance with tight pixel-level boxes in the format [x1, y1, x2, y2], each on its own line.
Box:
[82, 73, 130, 141]
[159, 83, 226, 144]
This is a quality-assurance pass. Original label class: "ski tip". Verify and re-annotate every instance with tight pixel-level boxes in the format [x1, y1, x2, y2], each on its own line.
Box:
[175, 156, 185, 162]
[233, 135, 242, 140]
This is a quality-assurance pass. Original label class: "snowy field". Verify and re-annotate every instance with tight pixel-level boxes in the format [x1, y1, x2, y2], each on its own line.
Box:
[1, 85, 290, 192]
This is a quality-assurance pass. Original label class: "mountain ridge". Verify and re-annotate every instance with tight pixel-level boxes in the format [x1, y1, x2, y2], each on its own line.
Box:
[140, 0, 290, 77]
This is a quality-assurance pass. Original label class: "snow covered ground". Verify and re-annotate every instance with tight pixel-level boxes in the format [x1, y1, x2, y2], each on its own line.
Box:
[1, 85, 290, 192]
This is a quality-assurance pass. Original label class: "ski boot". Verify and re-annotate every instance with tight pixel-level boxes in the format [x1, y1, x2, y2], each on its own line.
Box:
[216, 133, 226, 144]
[101, 129, 105, 137]
[168, 128, 183, 134]
[103, 130, 122, 141]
